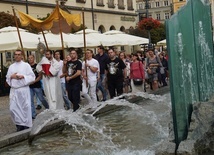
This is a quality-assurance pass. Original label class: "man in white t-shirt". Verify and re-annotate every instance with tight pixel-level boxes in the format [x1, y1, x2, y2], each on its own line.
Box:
[82, 49, 100, 108]
[54, 51, 71, 110]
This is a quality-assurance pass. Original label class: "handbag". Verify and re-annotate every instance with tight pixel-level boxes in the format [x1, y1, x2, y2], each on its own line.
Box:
[133, 79, 143, 85]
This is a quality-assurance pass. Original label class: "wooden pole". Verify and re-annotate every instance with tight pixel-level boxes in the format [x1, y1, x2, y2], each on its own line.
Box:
[56, 1, 65, 59]
[82, 9, 88, 87]
[41, 29, 49, 50]
[12, 6, 26, 61]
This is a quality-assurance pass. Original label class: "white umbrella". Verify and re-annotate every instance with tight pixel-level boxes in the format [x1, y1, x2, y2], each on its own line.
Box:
[75, 29, 118, 46]
[0, 26, 40, 52]
[157, 39, 166, 46]
[39, 31, 100, 48]
[38, 32, 67, 50]
[75, 29, 99, 34]
[103, 30, 149, 46]
[64, 32, 101, 48]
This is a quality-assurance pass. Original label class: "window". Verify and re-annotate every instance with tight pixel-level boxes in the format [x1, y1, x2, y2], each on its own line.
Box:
[97, 0, 104, 6]
[108, 0, 115, 8]
[148, 3, 151, 9]
[118, 0, 125, 9]
[156, 13, 161, 20]
[138, 3, 143, 9]
[156, 2, 159, 7]
[165, 13, 170, 19]
[127, 0, 134, 10]
[76, 0, 86, 3]
[145, 3, 151, 9]
[164, 1, 168, 6]
[148, 14, 152, 18]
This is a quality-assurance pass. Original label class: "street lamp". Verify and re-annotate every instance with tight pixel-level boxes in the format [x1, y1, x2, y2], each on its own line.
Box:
[144, 0, 153, 49]
[91, 0, 95, 30]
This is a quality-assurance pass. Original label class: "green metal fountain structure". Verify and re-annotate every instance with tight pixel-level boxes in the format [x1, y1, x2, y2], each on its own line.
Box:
[166, 0, 214, 149]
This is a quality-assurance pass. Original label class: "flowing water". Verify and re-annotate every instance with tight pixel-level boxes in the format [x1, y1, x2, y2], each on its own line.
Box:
[0, 90, 171, 155]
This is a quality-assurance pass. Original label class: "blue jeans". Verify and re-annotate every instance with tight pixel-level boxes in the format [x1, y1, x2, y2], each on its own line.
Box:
[30, 88, 49, 118]
[97, 74, 107, 100]
[61, 82, 71, 109]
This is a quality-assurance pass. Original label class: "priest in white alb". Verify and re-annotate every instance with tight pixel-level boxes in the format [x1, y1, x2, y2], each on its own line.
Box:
[36, 50, 64, 110]
[6, 50, 35, 131]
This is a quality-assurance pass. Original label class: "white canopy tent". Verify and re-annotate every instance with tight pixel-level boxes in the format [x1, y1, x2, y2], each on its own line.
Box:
[157, 39, 166, 46]
[103, 30, 149, 46]
[39, 31, 101, 48]
[75, 29, 119, 46]
[38, 32, 67, 50]
[0, 26, 40, 52]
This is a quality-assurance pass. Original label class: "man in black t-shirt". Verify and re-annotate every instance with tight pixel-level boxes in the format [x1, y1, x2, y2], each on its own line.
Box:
[105, 49, 126, 98]
[28, 55, 49, 119]
[63, 49, 82, 112]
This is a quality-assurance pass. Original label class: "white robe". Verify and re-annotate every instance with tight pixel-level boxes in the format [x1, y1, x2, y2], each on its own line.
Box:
[6, 61, 35, 128]
[36, 57, 64, 110]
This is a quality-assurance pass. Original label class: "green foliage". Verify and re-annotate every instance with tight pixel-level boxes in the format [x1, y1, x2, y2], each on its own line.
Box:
[150, 24, 166, 44]
[0, 12, 18, 28]
[129, 23, 166, 44]
[0, 11, 38, 33]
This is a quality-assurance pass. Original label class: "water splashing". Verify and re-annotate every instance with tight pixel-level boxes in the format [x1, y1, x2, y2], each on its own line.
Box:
[3, 91, 171, 155]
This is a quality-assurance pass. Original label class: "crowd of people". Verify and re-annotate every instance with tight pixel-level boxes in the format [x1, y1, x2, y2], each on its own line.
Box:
[6, 46, 169, 132]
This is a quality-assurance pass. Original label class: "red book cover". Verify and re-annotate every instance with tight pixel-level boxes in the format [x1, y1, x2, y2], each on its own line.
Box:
[42, 64, 52, 76]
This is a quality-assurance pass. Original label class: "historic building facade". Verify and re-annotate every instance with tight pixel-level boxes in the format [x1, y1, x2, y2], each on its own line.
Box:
[0, 0, 137, 33]
[136, 0, 173, 23]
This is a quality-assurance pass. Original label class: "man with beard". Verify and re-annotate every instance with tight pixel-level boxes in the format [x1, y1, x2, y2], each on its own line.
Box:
[63, 49, 82, 112]
[106, 48, 126, 99]
[36, 50, 64, 110]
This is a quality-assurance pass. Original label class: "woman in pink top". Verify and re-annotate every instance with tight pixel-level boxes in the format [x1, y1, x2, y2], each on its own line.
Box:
[130, 53, 145, 85]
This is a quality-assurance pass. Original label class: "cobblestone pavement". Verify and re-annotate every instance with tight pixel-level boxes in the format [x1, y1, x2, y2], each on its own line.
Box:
[0, 95, 44, 137]
[0, 96, 16, 137]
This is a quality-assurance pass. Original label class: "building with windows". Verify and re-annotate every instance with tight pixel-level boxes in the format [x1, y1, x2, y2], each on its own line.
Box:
[0, 0, 137, 33]
[136, 0, 173, 23]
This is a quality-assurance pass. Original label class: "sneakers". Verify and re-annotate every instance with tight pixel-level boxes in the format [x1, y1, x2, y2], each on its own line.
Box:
[36, 105, 42, 110]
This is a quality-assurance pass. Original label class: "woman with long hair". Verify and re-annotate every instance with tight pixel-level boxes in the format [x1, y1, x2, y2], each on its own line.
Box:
[130, 53, 145, 92]
[146, 49, 162, 91]
[159, 52, 168, 87]
[119, 51, 131, 93]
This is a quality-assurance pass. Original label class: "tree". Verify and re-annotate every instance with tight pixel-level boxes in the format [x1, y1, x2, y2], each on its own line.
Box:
[129, 22, 166, 44]
[0, 12, 18, 28]
[0, 11, 39, 33]
[138, 18, 161, 30]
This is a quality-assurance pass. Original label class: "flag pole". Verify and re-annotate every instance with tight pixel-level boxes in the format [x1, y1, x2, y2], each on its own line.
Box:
[12, 6, 26, 61]
[82, 8, 88, 87]
[41, 29, 49, 50]
[56, 1, 65, 59]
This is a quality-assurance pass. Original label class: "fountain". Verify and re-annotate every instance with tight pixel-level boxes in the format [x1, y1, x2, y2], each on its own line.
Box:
[0, 90, 172, 155]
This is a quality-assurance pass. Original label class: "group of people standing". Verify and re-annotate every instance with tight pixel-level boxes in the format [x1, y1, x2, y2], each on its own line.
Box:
[6, 47, 169, 132]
